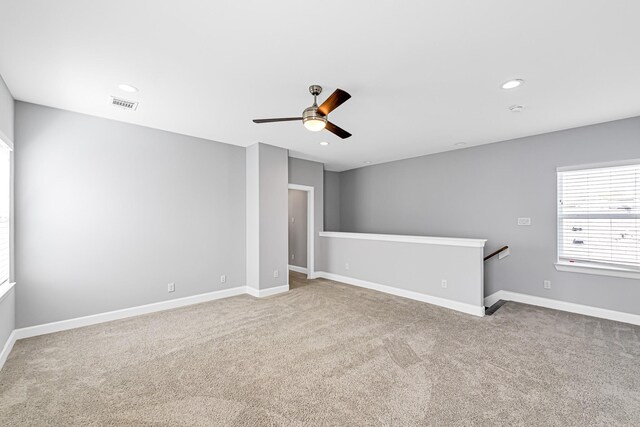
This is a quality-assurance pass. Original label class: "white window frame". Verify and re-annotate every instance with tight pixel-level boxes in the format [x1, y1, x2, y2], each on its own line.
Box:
[555, 159, 640, 280]
[0, 133, 13, 302]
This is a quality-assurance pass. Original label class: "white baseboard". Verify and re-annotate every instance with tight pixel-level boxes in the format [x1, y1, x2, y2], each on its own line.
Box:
[288, 265, 308, 274]
[14, 284, 296, 342]
[14, 286, 247, 340]
[484, 290, 640, 326]
[484, 290, 504, 308]
[0, 330, 16, 370]
[246, 284, 289, 298]
[315, 271, 485, 317]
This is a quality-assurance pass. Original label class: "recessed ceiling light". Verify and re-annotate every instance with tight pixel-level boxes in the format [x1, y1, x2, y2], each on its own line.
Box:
[509, 105, 524, 113]
[364, 161, 372, 164]
[501, 79, 524, 90]
[118, 84, 138, 93]
[320, 141, 329, 146]
[454, 142, 467, 146]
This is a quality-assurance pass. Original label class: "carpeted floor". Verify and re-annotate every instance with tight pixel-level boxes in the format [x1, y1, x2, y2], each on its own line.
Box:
[1, 272, 639, 426]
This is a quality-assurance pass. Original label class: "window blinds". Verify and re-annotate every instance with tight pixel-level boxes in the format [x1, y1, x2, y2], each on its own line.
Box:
[0, 143, 8, 285]
[557, 161, 640, 271]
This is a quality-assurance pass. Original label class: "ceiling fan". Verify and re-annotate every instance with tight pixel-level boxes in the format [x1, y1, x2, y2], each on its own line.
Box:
[253, 85, 352, 139]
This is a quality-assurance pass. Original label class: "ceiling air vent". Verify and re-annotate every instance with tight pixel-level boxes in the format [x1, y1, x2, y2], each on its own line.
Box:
[110, 96, 138, 111]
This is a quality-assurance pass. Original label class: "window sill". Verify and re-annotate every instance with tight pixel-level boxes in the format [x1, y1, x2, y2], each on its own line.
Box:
[555, 263, 640, 280]
[0, 281, 15, 304]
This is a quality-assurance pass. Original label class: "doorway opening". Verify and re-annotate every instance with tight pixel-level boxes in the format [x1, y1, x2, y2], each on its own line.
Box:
[287, 184, 314, 284]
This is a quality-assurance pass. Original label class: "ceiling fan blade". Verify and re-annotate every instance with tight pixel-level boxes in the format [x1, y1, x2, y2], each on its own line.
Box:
[253, 117, 302, 123]
[317, 89, 351, 116]
[325, 121, 352, 139]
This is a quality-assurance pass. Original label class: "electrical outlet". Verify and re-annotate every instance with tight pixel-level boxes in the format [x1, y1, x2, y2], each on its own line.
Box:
[517, 217, 532, 226]
[220, 275, 226, 284]
[291, 254, 295, 261]
[168, 282, 175, 292]
[345, 263, 350, 270]
[291, 217, 295, 223]
[543, 280, 551, 289]
[273, 269, 279, 278]
[441, 280, 447, 289]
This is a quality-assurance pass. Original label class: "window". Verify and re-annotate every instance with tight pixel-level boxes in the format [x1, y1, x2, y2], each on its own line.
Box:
[0, 141, 9, 285]
[557, 160, 640, 278]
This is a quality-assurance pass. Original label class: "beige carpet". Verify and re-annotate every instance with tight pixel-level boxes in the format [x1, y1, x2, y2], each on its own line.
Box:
[1, 272, 639, 426]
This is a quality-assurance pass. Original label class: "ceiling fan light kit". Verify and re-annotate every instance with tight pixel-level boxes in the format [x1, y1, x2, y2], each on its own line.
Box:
[303, 118, 326, 131]
[253, 85, 352, 139]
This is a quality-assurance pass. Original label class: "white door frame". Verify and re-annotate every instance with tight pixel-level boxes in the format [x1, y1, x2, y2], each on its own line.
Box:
[288, 184, 314, 279]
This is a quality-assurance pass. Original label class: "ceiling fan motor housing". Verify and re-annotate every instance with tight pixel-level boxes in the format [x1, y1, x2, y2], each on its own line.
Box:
[303, 105, 327, 122]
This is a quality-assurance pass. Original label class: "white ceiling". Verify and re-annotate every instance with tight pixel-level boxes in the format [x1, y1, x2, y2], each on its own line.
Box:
[1, 1, 639, 171]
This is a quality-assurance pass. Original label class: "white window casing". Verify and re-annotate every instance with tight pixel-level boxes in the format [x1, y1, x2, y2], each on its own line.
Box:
[556, 159, 640, 279]
[0, 140, 9, 285]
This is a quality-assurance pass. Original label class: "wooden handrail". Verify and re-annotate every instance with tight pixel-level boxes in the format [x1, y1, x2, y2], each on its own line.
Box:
[484, 246, 509, 262]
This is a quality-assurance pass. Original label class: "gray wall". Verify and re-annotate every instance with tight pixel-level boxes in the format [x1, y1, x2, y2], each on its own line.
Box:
[288, 157, 324, 274]
[246, 144, 260, 289]
[0, 73, 14, 356]
[323, 171, 341, 231]
[257, 144, 288, 289]
[288, 189, 307, 268]
[337, 117, 640, 315]
[320, 236, 484, 308]
[15, 102, 246, 327]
